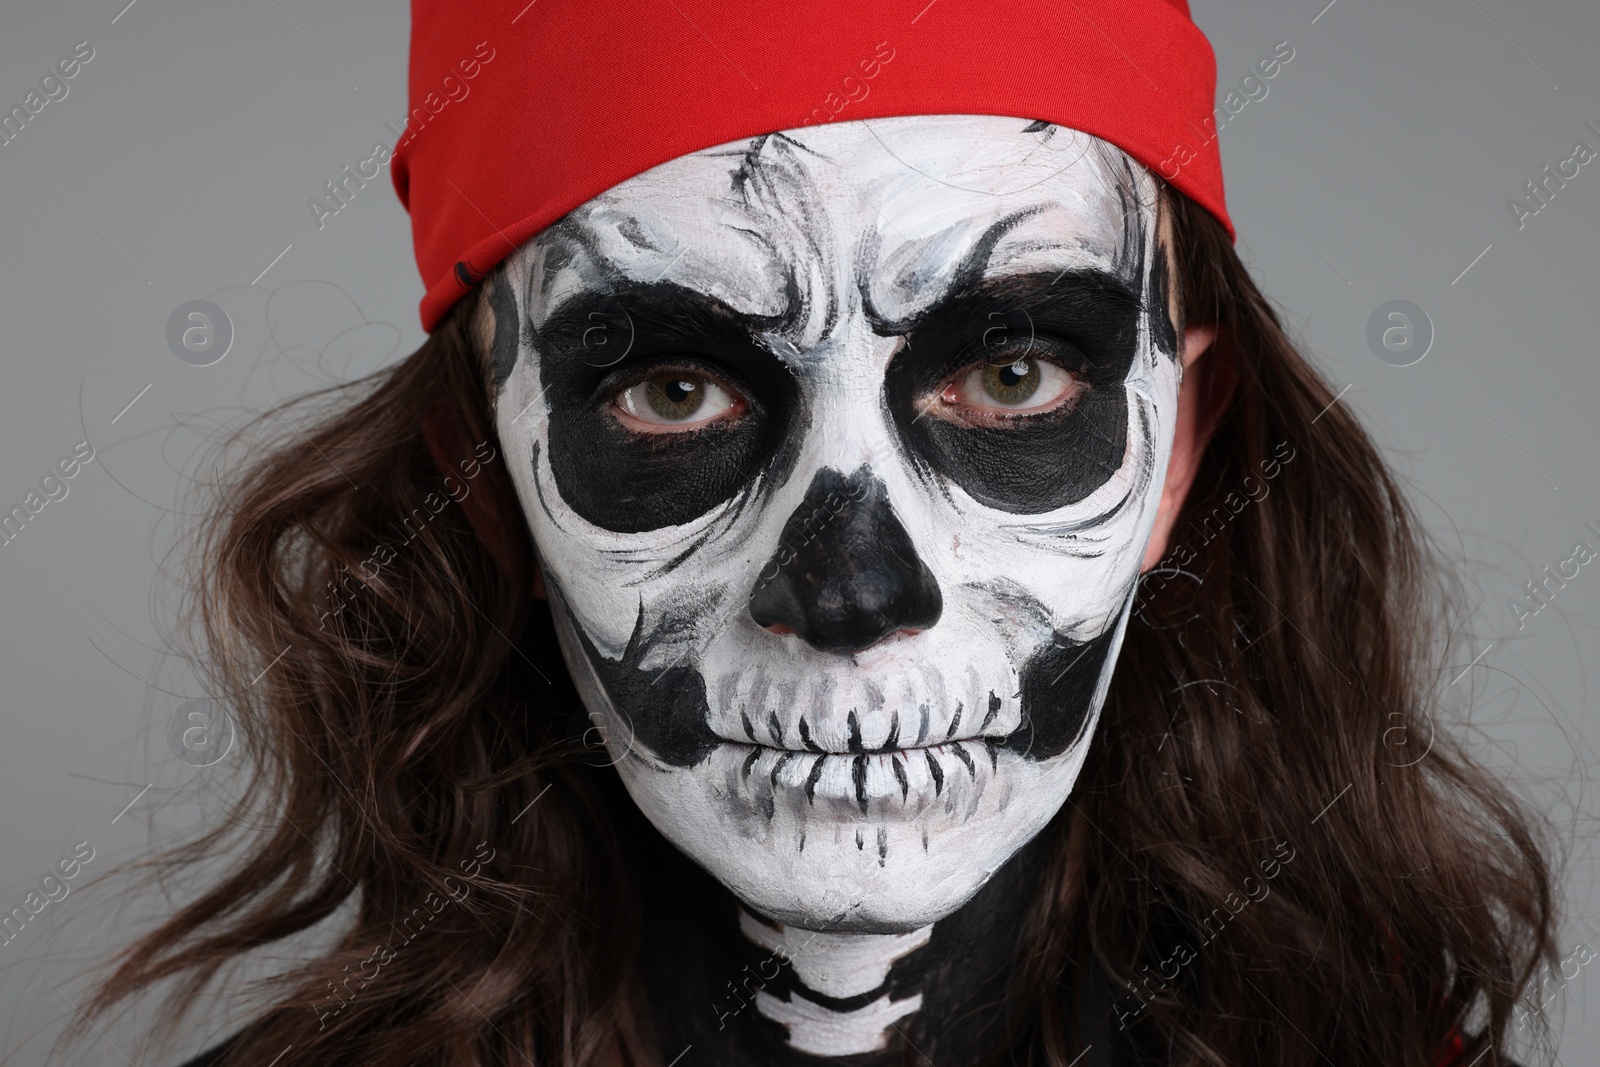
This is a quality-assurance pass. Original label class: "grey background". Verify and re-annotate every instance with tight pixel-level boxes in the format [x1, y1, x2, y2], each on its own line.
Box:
[0, 0, 1595, 1063]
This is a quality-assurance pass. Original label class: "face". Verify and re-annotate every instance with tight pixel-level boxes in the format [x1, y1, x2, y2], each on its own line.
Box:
[488, 115, 1181, 933]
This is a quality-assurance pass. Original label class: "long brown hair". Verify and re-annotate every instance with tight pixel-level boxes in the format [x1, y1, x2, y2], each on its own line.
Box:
[72, 188, 1557, 1066]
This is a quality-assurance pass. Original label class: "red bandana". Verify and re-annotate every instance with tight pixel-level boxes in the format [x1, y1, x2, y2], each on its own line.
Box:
[393, 0, 1232, 332]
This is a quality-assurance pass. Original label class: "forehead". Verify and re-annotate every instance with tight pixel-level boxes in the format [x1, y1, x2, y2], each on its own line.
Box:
[529, 115, 1151, 338]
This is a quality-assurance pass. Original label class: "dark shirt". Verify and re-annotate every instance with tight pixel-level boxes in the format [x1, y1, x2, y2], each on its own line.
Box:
[176, 963, 1143, 1066]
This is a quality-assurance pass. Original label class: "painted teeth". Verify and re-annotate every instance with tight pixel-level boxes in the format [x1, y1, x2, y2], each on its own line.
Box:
[944, 702, 963, 740]
[880, 711, 900, 751]
[797, 717, 823, 753]
[741, 741, 995, 813]
[720, 669, 1018, 752]
[730, 691, 1017, 755]
[769, 750, 795, 789]
[950, 742, 976, 780]
[980, 692, 1002, 731]
[803, 754, 826, 803]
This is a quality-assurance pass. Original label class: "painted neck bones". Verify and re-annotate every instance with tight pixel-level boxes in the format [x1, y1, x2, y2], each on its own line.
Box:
[490, 115, 1181, 934]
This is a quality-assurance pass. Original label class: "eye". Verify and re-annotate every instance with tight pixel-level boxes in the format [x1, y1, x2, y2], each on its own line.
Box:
[929, 353, 1088, 426]
[611, 367, 746, 433]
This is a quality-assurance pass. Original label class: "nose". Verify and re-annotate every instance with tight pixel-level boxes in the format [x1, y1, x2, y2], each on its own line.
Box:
[748, 467, 942, 654]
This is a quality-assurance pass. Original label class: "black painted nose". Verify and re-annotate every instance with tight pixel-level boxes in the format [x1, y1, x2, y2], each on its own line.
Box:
[749, 467, 942, 654]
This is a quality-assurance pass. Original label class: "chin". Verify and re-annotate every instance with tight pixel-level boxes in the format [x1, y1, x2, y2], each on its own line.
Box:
[618, 725, 1101, 932]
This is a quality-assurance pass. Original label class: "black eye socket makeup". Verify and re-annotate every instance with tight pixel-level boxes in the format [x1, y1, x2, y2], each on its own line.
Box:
[530, 282, 801, 534]
[529, 262, 1152, 530]
[882, 269, 1145, 514]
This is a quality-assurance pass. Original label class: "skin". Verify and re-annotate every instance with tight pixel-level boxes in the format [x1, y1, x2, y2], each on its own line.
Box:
[430, 114, 1223, 1060]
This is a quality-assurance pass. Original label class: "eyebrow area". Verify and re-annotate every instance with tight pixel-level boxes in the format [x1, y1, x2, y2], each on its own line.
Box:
[532, 267, 1144, 374]
[532, 279, 793, 365]
[874, 269, 1146, 361]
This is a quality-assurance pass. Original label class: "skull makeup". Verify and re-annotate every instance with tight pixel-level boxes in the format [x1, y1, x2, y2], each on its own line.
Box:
[489, 115, 1182, 934]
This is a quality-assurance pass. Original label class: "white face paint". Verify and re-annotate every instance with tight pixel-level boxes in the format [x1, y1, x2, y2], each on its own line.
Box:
[489, 114, 1181, 935]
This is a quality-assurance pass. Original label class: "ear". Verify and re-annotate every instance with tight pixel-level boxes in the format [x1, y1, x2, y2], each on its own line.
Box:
[1141, 323, 1230, 572]
[421, 402, 545, 599]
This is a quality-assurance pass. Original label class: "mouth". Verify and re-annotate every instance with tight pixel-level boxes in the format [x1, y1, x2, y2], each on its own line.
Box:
[715, 696, 1019, 814]
[727, 734, 1005, 815]
[723, 694, 1016, 753]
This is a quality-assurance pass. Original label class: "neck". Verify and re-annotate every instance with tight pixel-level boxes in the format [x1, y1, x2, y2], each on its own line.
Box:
[735, 911, 933, 1057]
[633, 814, 1055, 1065]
